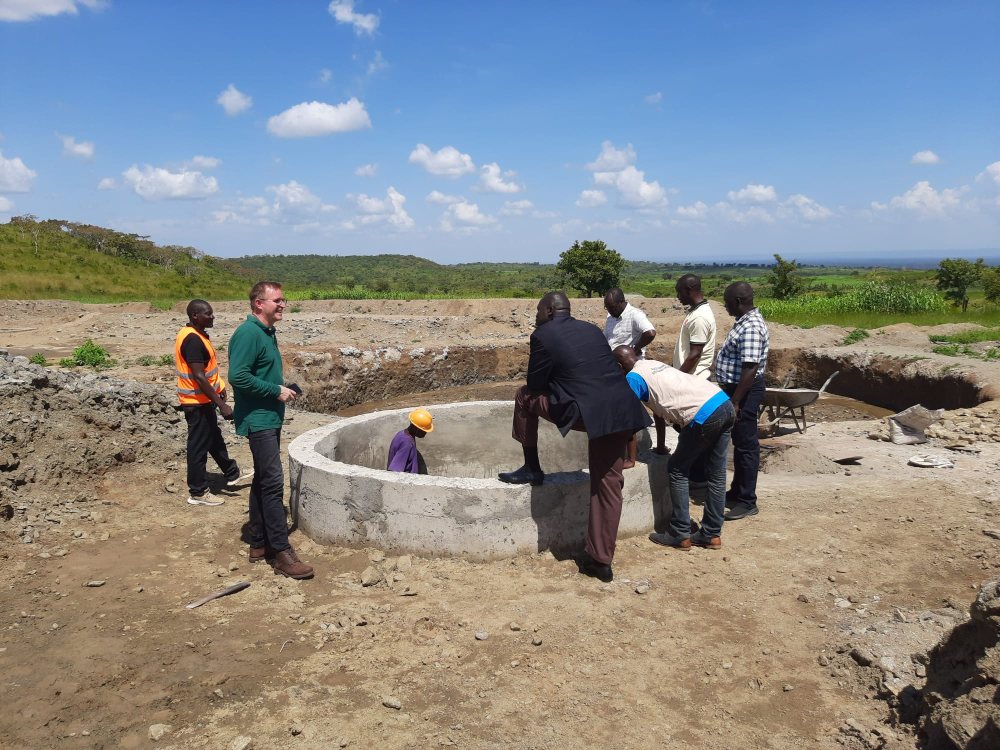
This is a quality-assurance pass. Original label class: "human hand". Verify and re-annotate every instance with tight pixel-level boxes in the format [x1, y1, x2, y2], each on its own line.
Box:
[622, 459, 636, 470]
[277, 386, 297, 403]
[219, 403, 234, 420]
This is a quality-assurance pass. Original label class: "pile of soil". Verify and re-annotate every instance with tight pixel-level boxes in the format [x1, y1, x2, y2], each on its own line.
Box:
[759, 443, 844, 475]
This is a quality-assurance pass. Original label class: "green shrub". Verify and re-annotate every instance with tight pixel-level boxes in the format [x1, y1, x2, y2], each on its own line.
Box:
[135, 354, 156, 366]
[28, 352, 47, 365]
[59, 339, 115, 368]
[841, 329, 869, 345]
[928, 327, 1000, 345]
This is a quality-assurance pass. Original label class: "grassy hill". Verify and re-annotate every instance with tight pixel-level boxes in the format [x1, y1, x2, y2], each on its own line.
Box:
[0, 218, 250, 307]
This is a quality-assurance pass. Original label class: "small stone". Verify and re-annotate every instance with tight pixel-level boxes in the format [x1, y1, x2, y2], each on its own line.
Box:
[394, 555, 412, 571]
[382, 696, 402, 710]
[531, 637, 543, 646]
[228, 562, 239, 572]
[289, 724, 303, 736]
[148, 724, 172, 741]
[213, 689, 224, 698]
[369, 550, 386, 563]
[782, 684, 794, 692]
[361, 566, 383, 587]
[475, 631, 489, 641]
[797, 593, 810, 603]
[635, 584, 650, 595]
[84, 580, 106, 587]
[398, 585, 418, 596]
[835, 598, 852, 609]
[337, 739, 349, 748]
[982, 529, 1000, 540]
[509, 622, 521, 631]
[229, 737, 254, 750]
[722, 661, 733, 670]
[818, 654, 830, 667]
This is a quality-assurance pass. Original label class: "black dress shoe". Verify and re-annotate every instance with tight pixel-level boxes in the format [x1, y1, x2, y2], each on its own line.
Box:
[498, 465, 544, 486]
[577, 557, 613, 583]
[724, 502, 759, 521]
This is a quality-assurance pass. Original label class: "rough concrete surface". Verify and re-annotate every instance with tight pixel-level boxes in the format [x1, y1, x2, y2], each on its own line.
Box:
[1, 298, 999, 750]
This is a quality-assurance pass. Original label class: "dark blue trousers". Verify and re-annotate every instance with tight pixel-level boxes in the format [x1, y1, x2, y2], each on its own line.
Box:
[247, 428, 290, 552]
[721, 376, 765, 507]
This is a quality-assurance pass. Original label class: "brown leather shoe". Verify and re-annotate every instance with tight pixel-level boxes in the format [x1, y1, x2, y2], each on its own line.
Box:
[273, 548, 314, 579]
[691, 531, 721, 549]
[249, 546, 271, 563]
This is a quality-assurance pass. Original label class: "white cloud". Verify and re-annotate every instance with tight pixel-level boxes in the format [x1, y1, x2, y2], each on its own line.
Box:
[0, 151, 36, 192]
[0, 0, 105, 22]
[328, 0, 378, 36]
[715, 202, 777, 224]
[59, 134, 94, 160]
[408, 143, 475, 178]
[426, 190, 462, 205]
[0, 196, 12, 211]
[97, 177, 116, 190]
[781, 193, 833, 221]
[675, 201, 708, 220]
[977, 161, 1000, 187]
[267, 98, 371, 138]
[121, 164, 218, 201]
[440, 200, 497, 232]
[871, 180, 966, 217]
[319, 68, 333, 84]
[911, 150, 941, 165]
[644, 92, 663, 105]
[576, 189, 607, 208]
[367, 50, 388, 76]
[213, 180, 337, 226]
[217, 84, 252, 116]
[727, 183, 777, 204]
[586, 141, 636, 172]
[187, 155, 221, 170]
[500, 199, 534, 216]
[477, 162, 521, 193]
[355, 163, 377, 177]
[346, 186, 413, 230]
[594, 165, 667, 209]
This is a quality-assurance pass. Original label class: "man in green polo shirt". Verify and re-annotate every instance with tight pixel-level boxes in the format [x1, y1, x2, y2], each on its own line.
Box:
[228, 280, 313, 579]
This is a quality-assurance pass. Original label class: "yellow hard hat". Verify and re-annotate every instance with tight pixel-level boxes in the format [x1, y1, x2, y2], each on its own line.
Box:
[409, 408, 434, 433]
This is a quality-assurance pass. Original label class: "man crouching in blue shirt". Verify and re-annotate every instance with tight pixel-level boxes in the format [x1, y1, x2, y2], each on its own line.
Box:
[614, 346, 736, 550]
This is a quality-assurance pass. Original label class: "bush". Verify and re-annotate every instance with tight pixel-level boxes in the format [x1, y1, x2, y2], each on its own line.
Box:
[841, 329, 869, 345]
[59, 339, 114, 368]
[28, 352, 47, 365]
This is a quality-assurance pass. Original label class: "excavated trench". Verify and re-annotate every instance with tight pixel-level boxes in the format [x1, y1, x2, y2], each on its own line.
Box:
[285, 344, 990, 416]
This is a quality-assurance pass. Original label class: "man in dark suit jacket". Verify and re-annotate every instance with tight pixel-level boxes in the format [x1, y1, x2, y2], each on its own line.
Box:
[499, 291, 653, 582]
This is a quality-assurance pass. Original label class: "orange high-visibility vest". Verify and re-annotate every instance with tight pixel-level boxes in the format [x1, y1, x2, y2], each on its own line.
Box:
[174, 326, 225, 405]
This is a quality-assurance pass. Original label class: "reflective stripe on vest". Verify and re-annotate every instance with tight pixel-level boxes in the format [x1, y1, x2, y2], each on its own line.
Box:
[174, 326, 226, 405]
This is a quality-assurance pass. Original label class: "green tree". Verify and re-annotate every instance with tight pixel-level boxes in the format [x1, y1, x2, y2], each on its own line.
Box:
[766, 253, 806, 300]
[936, 257, 984, 312]
[981, 266, 1000, 304]
[555, 240, 626, 297]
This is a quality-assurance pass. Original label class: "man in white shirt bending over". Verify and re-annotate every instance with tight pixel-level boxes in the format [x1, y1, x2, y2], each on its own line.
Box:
[603, 287, 657, 468]
[673, 274, 716, 379]
[603, 288, 656, 359]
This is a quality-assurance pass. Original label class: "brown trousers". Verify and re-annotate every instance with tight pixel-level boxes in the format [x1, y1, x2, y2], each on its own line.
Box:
[512, 386, 630, 565]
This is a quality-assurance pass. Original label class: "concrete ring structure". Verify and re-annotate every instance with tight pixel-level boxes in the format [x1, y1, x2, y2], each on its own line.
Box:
[288, 401, 674, 559]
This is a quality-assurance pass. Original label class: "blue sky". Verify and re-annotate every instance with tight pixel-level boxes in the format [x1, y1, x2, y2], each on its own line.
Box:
[1, 0, 998, 263]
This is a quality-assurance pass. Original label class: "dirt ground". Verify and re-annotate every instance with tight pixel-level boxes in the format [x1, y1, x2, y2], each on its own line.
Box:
[1, 297, 999, 750]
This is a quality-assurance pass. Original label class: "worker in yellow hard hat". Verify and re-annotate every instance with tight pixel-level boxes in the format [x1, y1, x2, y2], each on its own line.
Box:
[387, 408, 433, 474]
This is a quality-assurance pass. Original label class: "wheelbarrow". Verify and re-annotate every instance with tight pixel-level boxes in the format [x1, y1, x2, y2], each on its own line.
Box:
[758, 371, 840, 433]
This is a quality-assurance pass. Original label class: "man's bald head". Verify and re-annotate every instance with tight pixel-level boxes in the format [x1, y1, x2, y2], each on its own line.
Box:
[536, 291, 571, 327]
[675, 274, 703, 306]
[186, 299, 211, 319]
[723, 282, 755, 317]
[613, 344, 638, 373]
[604, 287, 627, 317]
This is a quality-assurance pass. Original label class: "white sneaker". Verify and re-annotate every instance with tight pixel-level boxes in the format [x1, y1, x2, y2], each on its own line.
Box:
[187, 493, 226, 506]
[226, 470, 254, 488]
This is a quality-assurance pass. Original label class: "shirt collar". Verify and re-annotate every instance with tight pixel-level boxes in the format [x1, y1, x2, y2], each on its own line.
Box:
[246, 314, 276, 335]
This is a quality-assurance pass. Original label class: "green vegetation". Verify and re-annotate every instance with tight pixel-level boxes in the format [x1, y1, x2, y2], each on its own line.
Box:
[928, 328, 1000, 345]
[841, 329, 870, 345]
[766, 254, 806, 300]
[935, 258, 985, 312]
[931, 343, 999, 361]
[59, 339, 114, 369]
[1, 216, 251, 305]
[28, 353, 47, 365]
[555, 240, 626, 298]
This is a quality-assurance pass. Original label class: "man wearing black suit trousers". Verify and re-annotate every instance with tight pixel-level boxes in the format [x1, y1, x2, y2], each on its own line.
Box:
[499, 291, 653, 582]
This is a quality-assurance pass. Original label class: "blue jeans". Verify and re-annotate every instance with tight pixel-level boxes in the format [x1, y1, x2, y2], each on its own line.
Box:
[248, 428, 290, 552]
[667, 400, 736, 538]
[722, 376, 765, 506]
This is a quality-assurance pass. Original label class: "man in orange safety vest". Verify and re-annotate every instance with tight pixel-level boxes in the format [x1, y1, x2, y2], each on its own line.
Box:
[175, 299, 249, 506]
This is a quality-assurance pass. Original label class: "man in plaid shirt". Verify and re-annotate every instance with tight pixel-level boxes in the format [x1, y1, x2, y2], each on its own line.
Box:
[715, 282, 769, 520]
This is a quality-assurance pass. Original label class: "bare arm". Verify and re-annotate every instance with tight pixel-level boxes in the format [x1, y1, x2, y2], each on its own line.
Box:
[653, 414, 668, 454]
[677, 342, 705, 374]
[190, 361, 233, 419]
[634, 328, 656, 354]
